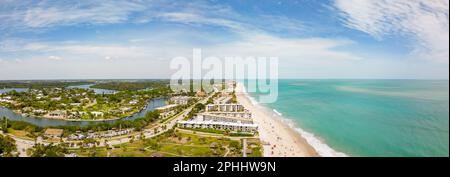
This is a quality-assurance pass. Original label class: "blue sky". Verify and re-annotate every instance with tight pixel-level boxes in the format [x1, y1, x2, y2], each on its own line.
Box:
[0, 0, 448, 80]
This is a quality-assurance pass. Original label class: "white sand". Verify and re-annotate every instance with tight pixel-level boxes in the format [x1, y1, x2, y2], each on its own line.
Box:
[235, 83, 318, 157]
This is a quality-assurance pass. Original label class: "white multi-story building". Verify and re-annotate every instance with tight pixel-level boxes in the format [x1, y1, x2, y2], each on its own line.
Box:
[206, 104, 244, 112]
[177, 120, 258, 133]
[198, 113, 253, 124]
[208, 112, 252, 119]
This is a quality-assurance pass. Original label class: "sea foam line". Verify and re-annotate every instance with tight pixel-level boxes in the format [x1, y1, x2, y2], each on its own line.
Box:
[273, 109, 283, 116]
[240, 82, 348, 157]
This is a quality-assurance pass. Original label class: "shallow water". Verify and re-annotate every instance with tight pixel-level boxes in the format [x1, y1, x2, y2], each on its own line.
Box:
[246, 80, 449, 157]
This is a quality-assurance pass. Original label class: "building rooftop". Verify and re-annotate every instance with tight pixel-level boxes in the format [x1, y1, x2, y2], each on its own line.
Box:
[178, 120, 258, 128]
[44, 128, 64, 136]
[156, 104, 178, 110]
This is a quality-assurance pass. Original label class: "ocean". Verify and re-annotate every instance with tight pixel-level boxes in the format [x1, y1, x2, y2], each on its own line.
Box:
[244, 80, 449, 157]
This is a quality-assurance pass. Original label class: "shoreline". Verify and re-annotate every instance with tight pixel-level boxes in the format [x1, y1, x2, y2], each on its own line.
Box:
[0, 97, 167, 123]
[235, 83, 319, 157]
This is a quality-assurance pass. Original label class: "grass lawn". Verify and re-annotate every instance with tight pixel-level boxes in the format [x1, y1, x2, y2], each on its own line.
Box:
[246, 138, 263, 157]
[7, 128, 35, 140]
[71, 130, 247, 157]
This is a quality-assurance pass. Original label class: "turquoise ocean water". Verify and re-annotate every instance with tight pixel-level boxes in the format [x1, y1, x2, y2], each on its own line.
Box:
[245, 80, 449, 157]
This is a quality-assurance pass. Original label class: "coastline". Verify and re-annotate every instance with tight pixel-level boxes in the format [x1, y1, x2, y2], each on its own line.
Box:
[235, 83, 319, 157]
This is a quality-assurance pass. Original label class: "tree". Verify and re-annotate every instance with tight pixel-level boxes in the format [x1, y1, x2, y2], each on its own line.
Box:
[29, 143, 67, 157]
[194, 103, 205, 111]
[229, 141, 241, 150]
[0, 134, 17, 157]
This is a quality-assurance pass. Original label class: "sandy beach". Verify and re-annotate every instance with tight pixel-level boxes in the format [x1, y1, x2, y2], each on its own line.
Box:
[235, 83, 318, 157]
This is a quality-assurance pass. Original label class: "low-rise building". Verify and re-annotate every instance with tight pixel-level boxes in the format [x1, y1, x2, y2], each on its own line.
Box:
[51, 97, 62, 101]
[0, 98, 13, 103]
[33, 109, 46, 114]
[44, 128, 64, 139]
[91, 111, 104, 117]
[120, 107, 132, 113]
[70, 103, 82, 107]
[155, 104, 178, 113]
[48, 110, 67, 118]
[170, 96, 191, 105]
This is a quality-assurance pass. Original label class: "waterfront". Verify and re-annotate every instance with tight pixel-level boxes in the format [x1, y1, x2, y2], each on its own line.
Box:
[245, 79, 449, 157]
[0, 98, 166, 127]
[67, 84, 116, 94]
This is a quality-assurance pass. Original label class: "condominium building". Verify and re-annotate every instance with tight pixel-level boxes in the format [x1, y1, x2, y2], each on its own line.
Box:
[208, 111, 252, 119]
[198, 113, 253, 124]
[177, 120, 258, 132]
[170, 96, 191, 105]
[206, 104, 245, 112]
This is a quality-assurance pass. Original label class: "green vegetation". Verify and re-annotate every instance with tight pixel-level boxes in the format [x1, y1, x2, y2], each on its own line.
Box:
[206, 92, 220, 104]
[28, 143, 68, 157]
[91, 80, 169, 91]
[180, 127, 256, 137]
[0, 134, 17, 157]
[0, 83, 171, 120]
[231, 91, 237, 103]
[71, 129, 244, 157]
[183, 128, 226, 134]
[184, 103, 205, 120]
[245, 139, 263, 157]
[169, 79, 223, 96]
[0, 81, 93, 89]
[0, 109, 160, 135]
[52, 110, 160, 133]
[230, 132, 255, 137]
[0, 117, 43, 139]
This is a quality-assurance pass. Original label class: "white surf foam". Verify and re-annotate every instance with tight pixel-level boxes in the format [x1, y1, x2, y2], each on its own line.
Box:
[273, 111, 348, 157]
[294, 126, 348, 157]
[273, 109, 283, 116]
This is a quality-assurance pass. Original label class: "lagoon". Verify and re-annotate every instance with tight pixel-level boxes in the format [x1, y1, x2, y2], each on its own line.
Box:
[67, 84, 116, 94]
[0, 98, 166, 127]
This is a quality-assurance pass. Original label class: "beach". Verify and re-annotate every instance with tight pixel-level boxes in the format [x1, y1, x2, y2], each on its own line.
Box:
[235, 83, 318, 157]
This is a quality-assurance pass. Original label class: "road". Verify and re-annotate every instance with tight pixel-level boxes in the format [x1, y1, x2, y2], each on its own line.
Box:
[3, 92, 215, 156]
[0, 133, 49, 157]
[68, 92, 215, 148]
[242, 139, 247, 157]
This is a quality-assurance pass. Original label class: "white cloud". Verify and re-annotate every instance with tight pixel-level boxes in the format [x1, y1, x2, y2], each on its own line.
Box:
[205, 33, 362, 61]
[1, 0, 447, 79]
[334, 0, 449, 63]
[0, 0, 146, 30]
[158, 12, 244, 30]
[0, 30, 366, 80]
[48, 55, 62, 61]
[0, 0, 308, 36]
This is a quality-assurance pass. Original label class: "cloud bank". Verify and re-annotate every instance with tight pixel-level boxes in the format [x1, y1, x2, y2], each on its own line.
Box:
[334, 0, 449, 63]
